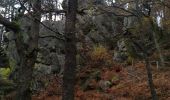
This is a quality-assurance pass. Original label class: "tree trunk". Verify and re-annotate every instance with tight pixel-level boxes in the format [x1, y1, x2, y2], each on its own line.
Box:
[152, 31, 165, 68]
[150, 19, 165, 68]
[62, 0, 77, 100]
[15, 0, 41, 100]
[131, 40, 158, 100]
[145, 57, 158, 100]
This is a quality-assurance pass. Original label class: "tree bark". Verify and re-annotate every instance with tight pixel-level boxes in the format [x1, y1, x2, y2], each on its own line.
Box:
[62, 0, 77, 100]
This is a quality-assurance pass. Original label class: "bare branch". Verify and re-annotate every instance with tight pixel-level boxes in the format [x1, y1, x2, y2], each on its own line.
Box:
[41, 9, 66, 14]
[97, 5, 137, 17]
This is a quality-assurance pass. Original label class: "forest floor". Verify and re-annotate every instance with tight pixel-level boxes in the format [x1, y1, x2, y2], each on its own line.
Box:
[32, 62, 170, 100]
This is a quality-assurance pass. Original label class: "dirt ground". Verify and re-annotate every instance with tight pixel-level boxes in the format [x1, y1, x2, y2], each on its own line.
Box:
[32, 62, 170, 100]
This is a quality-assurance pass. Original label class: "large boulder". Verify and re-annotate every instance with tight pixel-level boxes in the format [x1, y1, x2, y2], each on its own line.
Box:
[37, 20, 65, 74]
[32, 20, 65, 92]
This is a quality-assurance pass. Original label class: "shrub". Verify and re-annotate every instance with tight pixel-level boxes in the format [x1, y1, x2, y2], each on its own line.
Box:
[89, 45, 113, 67]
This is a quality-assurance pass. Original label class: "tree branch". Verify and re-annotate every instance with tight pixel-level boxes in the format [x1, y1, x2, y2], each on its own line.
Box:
[41, 9, 66, 14]
[0, 14, 20, 32]
[97, 5, 137, 17]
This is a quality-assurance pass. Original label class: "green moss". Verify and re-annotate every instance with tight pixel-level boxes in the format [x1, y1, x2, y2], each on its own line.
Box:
[0, 68, 11, 79]
[11, 21, 20, 32]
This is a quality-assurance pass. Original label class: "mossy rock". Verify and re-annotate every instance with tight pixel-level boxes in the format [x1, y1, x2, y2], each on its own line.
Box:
[81, 70, 101, 91]
[0, 68, 15, 94]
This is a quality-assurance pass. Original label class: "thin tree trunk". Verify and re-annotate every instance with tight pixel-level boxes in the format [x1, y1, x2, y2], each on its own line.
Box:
[152, 31, 165, 68]
[145, 57, 158, 100]
[149, 17, 165, 68]
[62, 0, 77, 100]
[131, 40, 158, 100]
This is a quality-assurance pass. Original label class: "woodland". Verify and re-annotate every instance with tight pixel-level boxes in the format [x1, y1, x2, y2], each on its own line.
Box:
[0, 0, 170, 100]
